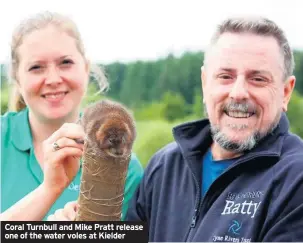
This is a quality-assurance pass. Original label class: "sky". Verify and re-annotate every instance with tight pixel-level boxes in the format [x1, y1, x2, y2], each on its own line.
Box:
[0, 0, 302, 64]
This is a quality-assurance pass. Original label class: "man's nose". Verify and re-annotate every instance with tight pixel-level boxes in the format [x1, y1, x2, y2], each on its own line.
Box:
[229, 76, 249, 100]
[45, 66, 63, 85]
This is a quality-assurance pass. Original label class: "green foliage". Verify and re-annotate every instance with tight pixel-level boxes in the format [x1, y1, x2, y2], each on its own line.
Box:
[287, 90, 303, 138]
[161, 91, 190, 122]
[293, 51, 303, 95]
[192, 88, 205, 118]
[105, 62, 127, 100]
[104, 51, 205, 107]
[134, 102, 165, 121]
[81, 82, 106, 109]
[1, 83, 10, 115]
[133, 120, 176, 167]
[134, 91, 191, 122]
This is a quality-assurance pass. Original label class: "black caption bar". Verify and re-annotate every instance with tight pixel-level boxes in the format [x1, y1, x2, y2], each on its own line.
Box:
[1, 221, 148, 243]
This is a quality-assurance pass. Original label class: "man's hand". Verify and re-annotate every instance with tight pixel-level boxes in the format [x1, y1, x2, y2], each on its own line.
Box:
[47, 201, 79, 221]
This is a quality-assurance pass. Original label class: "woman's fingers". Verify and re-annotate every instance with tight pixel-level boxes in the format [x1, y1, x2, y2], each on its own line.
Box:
[46, 123, 86, 145]
[51, 147, 83, 163]
[51, 137, 84, 151]
[42, 123, 86, 158]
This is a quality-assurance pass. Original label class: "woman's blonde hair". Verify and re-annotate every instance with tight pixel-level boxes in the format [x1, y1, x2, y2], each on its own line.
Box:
[8, 11, 109, 112]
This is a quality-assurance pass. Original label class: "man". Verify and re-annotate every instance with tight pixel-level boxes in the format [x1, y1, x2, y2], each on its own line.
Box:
[126, 16, 303, 242]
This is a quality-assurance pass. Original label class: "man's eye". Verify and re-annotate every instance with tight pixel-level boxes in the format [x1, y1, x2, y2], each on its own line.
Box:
[219, 75, 232, 79]
[251, 77, 266, 82]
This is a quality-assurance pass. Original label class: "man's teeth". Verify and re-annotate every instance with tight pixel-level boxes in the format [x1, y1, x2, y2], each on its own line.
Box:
[227, 111, 253, 118]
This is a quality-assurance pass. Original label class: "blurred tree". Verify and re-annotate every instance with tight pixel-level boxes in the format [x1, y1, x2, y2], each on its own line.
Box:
[120, 61, 147, 107]
[192, 88, 204, 119]
[134, 102, 165, 121]
[161, 91, 189, 122]
[81, 82, 106, 109]
[293, 51, 303, 95]
[105, 62, 127, 100]
[176, 52, 204, 104]
[287, 89, 303, 138]
[1, 83, 10, 115]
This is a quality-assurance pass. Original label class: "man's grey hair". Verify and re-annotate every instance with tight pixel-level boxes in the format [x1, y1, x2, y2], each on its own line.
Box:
[203, 16, 295, 80]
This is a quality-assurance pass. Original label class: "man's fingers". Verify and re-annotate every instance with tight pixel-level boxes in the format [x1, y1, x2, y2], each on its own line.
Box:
[47, 214, 55, 221]
[47, 212, 68, 221]
[54, 209, 69, 221]
[47, 202, 78, 221]
[64, 201, 79, 220]
[54, 209, 64, 218]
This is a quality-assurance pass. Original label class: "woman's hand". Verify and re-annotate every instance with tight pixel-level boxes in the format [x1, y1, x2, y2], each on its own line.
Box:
[42, 123, 85, 194]
[47, 201, 79, 221]
[0, 124, 84, 222]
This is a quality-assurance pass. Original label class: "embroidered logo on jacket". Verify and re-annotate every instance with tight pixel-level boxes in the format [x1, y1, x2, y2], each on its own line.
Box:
[228, 220, 242, 235]
[212, 191, 264, 242]
[213, 220, 251, 242]
[221, 191, 263, 218]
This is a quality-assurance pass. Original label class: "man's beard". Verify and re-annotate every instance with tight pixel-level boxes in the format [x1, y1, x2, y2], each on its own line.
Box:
[204, 102, 281, 153]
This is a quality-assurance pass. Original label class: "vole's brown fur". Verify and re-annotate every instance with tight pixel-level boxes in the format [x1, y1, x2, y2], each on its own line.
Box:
[80, 99, 136, 161]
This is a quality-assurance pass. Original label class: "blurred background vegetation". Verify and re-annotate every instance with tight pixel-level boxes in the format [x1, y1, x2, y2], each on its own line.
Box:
[1, 50, 303, 167]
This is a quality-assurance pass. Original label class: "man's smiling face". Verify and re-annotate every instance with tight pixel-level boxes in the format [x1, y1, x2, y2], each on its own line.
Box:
[202, 32, 294, 153]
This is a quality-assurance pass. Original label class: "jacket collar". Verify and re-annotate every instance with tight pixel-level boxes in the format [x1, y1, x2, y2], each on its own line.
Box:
[11, 108, 33, 152]
[172, 112, 290, 160]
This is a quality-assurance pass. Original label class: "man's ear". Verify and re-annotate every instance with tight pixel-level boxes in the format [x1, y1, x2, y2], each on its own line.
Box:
[282, 75, 296, 112]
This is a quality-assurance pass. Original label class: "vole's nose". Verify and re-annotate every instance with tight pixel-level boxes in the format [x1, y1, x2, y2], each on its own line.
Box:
[109, 137, 121, 146]
[115, 149, 123, 156]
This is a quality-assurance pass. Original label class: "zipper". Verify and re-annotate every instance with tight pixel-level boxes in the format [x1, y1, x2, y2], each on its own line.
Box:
[184, 167, 201, 242]
[186, 179, 214, 241]
[184, 152, 278, 242]
[191, 209, 199, 227]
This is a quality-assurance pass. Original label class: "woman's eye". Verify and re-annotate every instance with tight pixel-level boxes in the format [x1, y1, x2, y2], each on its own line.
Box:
[61, 59, 73, 65]
[29, 65, 41, 71]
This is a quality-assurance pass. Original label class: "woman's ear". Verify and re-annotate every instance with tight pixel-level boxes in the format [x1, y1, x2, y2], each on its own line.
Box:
[15, 80, 23, 97]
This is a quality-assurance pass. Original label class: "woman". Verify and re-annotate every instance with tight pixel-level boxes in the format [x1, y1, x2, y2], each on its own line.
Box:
[1, 11, 143, 221]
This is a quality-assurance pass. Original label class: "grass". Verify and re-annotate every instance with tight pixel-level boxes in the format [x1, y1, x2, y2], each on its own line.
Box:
[133, 119, 176, 167]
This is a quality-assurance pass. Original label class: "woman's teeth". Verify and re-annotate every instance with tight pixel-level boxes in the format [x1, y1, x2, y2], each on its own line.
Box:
[43, 92, 67, 99]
